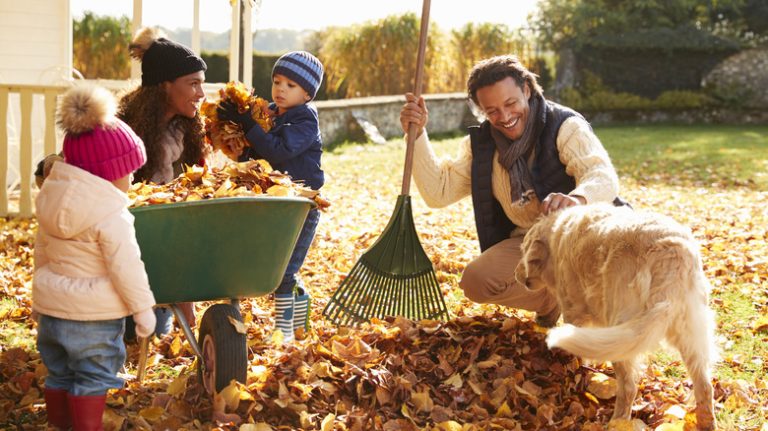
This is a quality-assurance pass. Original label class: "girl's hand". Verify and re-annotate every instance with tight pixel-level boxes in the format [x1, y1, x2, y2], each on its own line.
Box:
[133, 308, 157, 338]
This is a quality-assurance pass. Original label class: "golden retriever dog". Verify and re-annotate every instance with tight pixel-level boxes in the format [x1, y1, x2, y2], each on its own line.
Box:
[515, 203, 716, 430]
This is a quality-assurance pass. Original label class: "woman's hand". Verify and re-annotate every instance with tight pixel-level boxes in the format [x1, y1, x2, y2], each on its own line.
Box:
[542, 193, 585, 215]
[400, 92, 428, 139]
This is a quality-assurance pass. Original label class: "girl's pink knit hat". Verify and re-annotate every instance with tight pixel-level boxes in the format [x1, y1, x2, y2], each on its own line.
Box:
[59, 85, 146, 181]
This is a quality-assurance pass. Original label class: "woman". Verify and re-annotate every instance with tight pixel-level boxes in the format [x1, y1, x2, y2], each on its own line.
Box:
[119, 27, 209, 183]
[119, 28, 209, 337]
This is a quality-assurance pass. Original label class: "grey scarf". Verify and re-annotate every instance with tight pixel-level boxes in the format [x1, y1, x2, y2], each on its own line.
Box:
[491, 93, 546, 203]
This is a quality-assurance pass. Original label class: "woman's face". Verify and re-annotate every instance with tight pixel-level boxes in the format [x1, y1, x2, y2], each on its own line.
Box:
[163, 71, 206, 119]
[476, 76, 531, 141]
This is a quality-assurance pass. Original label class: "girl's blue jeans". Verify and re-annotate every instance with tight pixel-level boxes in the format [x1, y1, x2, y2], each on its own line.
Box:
[276, 208, 321, 295]
[36, 314, 126, 396]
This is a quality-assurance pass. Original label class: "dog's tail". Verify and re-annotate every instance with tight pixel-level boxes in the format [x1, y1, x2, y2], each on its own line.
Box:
[546, 302, 671, 362]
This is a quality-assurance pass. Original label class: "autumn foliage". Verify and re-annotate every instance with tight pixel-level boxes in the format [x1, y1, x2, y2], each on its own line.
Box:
[1, 129, 767, 430]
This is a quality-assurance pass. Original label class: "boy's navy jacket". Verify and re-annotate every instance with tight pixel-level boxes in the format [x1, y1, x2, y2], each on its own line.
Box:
[242, 102, 324, 190]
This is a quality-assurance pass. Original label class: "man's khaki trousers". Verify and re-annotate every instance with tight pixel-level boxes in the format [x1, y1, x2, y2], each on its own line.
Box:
[459, 236, 559, 315]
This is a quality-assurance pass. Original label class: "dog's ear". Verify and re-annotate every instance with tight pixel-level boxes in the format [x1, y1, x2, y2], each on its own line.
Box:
[515, 239, 550, 289]
[524, 239, 549, 276]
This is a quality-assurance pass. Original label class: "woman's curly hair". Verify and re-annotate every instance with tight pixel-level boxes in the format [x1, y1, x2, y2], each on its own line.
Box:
[117, 85, 208, 183]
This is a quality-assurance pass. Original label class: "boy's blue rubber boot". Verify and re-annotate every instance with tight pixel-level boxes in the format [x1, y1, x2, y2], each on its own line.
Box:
[293, 293, 311, 334]
[274, 293, 295, 344]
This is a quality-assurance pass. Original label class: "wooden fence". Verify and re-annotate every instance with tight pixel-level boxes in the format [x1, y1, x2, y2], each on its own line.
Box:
[0, 84, 65, 217]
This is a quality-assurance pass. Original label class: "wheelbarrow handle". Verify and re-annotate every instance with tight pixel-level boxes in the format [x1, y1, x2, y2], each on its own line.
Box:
[137, 336, 150, 384]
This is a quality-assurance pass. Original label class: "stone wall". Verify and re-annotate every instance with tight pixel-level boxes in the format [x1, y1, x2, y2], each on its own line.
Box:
[703, 48, 768, 108]
[314, 93, 479, 145]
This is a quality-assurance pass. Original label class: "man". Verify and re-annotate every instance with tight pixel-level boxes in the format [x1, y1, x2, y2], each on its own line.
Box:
[399, 55, 622, 326]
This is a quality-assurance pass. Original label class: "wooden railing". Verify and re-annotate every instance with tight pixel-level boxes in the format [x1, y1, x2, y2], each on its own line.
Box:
[0, 84, 66, 217]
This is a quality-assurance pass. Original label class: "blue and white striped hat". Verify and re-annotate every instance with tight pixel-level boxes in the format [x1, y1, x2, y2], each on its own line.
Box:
[272, 51, 324, 100]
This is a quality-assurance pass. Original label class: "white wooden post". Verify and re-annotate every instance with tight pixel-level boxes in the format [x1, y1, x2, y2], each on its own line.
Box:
[0, 88, 8, 216]
[19, 90, 33, 217]
[228, 0, 241, 82]
[192, 0, 201, 55]
[242, 0, 253, 88]
[131, 0, 143, 80]
[44, 90, 58, 155]
[63, 0, 73, 81]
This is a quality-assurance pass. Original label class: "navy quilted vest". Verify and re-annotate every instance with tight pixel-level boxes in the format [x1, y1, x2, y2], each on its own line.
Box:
[469, 100, 584, 251]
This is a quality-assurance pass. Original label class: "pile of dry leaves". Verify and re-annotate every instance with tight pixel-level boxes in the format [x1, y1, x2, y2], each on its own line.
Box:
[1, 137, 766, 430]
[201, 81, 274, 161]
[128, 160, 329, 210]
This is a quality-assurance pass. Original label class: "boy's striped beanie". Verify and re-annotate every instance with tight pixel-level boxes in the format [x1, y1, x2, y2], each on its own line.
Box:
[272, 51, 324, 100]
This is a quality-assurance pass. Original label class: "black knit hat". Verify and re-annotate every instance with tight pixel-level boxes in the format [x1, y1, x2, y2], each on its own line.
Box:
[129, 28, 207, 87]
[140, 38, 207, 86]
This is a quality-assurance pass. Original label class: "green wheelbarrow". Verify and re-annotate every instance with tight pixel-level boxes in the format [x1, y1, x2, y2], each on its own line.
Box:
[129, 196, 315, 395]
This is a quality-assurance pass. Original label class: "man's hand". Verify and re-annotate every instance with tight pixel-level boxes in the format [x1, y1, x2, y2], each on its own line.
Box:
[542, 193, 585, 215]
[400, 92, 428, 139]
[217, 100, 257, 133]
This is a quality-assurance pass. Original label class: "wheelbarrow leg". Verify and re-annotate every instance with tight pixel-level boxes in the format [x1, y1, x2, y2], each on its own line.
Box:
[170, 304, 205, 366]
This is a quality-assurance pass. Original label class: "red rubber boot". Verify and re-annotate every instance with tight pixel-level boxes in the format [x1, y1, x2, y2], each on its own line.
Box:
[44, 388, 71, 430]
[68, 394, 106, 431]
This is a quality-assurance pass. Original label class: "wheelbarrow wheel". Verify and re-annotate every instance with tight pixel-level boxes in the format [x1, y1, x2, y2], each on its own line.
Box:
[197, 303, 247, 394]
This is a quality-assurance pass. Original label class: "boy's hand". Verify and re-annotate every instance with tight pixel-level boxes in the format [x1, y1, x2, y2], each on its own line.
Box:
[217, 101, 257, 133]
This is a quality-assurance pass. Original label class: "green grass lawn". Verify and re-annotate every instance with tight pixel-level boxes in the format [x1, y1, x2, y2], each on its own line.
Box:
[595, 124, 768, 189]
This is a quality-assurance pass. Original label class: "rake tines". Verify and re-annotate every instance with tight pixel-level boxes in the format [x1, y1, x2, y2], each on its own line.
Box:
[323, 0, 447, 326]
[323, 195, 449, 326]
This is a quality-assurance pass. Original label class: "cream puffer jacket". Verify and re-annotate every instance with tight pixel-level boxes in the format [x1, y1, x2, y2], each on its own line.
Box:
[33, 162, 156, 321]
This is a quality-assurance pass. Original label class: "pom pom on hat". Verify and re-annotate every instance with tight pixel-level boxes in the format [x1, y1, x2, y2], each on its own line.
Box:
[128, 27, 166, 61]
[58, 86, 116, 135]
[59, 85, 147, 182]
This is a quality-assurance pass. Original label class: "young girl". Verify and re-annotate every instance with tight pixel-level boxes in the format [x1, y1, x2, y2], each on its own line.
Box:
[218, 51, 325, 343]
[34, 85, 156, 430]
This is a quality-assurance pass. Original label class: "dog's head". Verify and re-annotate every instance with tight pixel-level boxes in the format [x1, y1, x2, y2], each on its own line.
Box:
[515, 218, 555, 291]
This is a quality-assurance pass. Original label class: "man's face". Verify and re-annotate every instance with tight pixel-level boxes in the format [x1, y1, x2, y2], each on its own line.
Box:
[476, 76, 531, 141]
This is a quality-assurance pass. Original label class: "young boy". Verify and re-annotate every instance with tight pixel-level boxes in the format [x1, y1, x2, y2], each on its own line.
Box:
[218, 51, 324, 344]
[34, 85, 156, 430]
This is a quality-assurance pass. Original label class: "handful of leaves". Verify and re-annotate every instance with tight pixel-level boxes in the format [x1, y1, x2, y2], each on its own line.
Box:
[201, 81, 274, 161]
[128, 159, 330, 210]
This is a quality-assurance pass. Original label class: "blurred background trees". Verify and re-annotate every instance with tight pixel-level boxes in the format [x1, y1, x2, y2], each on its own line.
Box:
[73, 1, 767, 106]
[71, 12, 533, 98]
[72, 12, 132, 79]
[314, 14, 533, 98]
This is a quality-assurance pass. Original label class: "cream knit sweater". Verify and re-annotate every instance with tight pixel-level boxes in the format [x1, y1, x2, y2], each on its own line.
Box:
[412, 116, 619, 230]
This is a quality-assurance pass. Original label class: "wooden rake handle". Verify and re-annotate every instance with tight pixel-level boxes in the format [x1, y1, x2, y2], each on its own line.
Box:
[401, 0, 431, 196]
